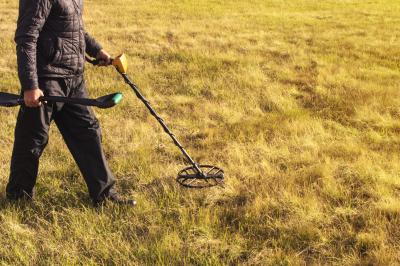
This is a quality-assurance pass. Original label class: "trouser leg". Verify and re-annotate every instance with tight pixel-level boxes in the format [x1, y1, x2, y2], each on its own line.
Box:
[54, 76, 115, 201]
[6, 90, 53, 200]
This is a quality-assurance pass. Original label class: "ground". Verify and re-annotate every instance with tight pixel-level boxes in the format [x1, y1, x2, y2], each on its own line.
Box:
[0, 0, 399, 265]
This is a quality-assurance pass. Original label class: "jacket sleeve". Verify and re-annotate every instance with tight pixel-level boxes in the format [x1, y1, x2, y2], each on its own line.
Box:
[15, 0, 53, 91]
[84, 32, 103, 58]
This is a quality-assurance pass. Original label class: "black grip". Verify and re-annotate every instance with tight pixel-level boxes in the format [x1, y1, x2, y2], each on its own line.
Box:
[40, 95, 100, 107]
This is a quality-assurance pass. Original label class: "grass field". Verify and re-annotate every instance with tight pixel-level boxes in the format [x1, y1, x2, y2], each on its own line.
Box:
[0, 0, 399, 264]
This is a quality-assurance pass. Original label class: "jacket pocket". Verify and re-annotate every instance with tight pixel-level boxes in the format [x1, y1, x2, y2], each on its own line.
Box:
[38, 36, 63, 64]
[50, 38, 63, 64]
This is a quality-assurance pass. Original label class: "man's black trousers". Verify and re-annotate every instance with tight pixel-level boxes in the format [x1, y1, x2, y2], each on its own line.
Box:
[6, 76, 115, 202]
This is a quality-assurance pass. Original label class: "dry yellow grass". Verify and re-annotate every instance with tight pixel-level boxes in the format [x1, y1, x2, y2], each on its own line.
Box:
[0, 0, 399, 265]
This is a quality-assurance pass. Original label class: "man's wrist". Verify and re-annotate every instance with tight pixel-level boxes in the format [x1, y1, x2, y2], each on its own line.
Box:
[22, 87, 39, 92]
[20, 78, 39, 92]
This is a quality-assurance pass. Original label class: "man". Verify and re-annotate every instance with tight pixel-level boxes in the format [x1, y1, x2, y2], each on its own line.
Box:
[7, 0, 136, 206]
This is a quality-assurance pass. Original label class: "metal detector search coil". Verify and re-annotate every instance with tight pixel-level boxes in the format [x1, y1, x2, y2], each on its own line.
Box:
[177, 165, 224, 188]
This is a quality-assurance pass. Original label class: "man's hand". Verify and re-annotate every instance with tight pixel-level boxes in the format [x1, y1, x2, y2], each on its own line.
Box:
[24, 88, 44, 107]
[96, 49, 112, 66]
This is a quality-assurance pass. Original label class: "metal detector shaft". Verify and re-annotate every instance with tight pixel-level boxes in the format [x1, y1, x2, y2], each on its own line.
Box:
[119, 72, 205, 177]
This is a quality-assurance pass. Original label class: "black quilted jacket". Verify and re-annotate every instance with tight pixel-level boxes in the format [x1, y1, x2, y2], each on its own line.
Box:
[15, 0, 102, 91]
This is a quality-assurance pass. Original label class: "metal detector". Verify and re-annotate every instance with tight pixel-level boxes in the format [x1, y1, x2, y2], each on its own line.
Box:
[0, 92, 123, 109]
[87, 54, 224, 188]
